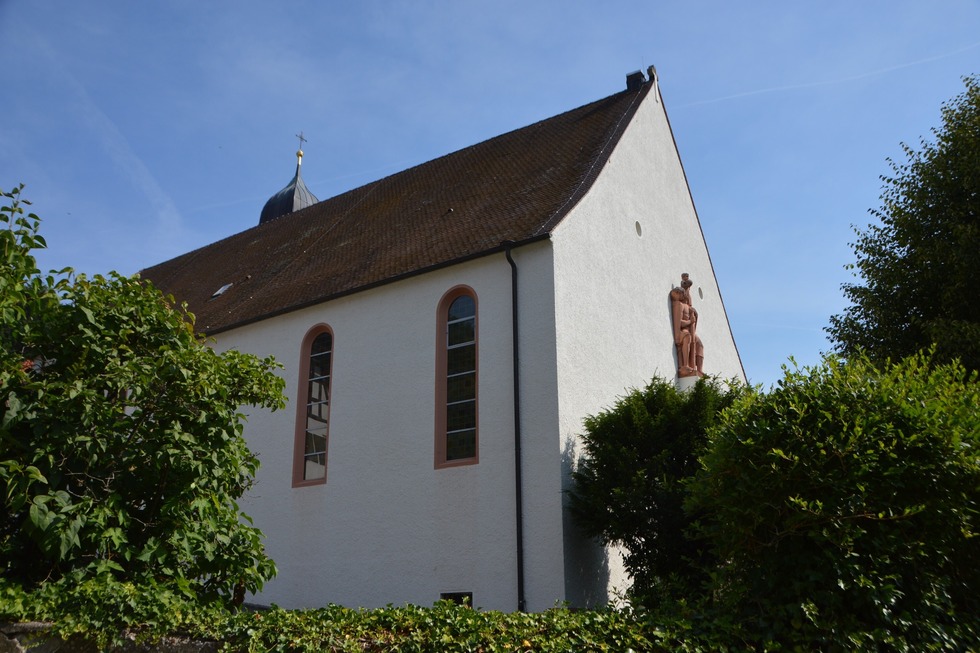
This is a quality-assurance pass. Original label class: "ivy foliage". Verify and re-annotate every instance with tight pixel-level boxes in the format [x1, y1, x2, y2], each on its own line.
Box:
[212, 602, 663, 653]
[828, 75, 980, 372]
[1, 593, 669, 652]
[0, 186, 285, 612]
[0, 573, 229, 649]
[690, 353, 980, 650]
[567, 377, 744, 608]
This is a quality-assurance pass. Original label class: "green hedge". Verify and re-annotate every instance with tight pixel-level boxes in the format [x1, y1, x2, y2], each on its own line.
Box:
[213, 603, 664, 653]
[0, 585, 671, 652]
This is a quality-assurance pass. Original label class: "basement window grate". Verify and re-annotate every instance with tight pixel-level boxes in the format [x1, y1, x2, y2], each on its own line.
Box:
[440, 592, 473, 607]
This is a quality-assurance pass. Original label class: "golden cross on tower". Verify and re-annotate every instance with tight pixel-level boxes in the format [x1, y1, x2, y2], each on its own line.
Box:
[295, 131, 307, 166]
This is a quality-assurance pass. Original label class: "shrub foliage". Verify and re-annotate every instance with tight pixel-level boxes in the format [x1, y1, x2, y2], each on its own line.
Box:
[214, 602, 663, 653]
[690, 353, 980, 649]
[0, 186, 284, 615]
[567, 377, 744, 607]
[828, 75, 980, 372]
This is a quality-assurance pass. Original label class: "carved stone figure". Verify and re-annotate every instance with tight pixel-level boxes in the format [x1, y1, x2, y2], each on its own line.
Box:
[681, 274, 704, 375]
[670, 286, 696, 376]
[671, 273, 704, 377]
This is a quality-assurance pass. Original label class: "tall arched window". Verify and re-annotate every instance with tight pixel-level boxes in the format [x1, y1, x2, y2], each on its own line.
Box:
[293, 325, 333, 486]
[435, 287, 478, 467]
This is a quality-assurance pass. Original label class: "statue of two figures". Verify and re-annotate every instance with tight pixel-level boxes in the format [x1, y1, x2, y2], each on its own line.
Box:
[670, 273, 704, 378]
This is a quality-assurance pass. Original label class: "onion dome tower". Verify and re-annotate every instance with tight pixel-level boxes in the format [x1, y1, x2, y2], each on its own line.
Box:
[259, 135, 319, 225]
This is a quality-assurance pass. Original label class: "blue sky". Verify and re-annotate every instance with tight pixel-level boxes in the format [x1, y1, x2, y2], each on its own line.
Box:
[2, 1, 978, 389]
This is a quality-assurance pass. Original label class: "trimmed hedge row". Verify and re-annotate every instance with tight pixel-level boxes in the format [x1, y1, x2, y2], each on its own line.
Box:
[1, 600, 678, 653]
[213, 603, 664, 652]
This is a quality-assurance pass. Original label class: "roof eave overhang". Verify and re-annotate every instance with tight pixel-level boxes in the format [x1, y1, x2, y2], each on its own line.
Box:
[201, 233, 552, 336]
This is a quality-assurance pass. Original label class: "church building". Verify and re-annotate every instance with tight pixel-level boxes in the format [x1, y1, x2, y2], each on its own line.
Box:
[141, 68, 745, 611]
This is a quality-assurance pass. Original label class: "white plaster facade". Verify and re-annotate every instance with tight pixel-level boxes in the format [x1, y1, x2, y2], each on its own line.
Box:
[207, 78, 743, 612]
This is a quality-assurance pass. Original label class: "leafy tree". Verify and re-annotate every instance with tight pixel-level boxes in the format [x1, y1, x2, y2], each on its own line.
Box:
[689, 353, 980, 650]
[567, 377, 744, 607]
[0, 186, 285, 605]
[828, 75, 980, 372]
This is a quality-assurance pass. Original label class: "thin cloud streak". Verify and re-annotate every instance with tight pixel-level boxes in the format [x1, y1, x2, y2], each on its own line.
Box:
[680, 40, 980, 108]
[30, 30, 185, 250]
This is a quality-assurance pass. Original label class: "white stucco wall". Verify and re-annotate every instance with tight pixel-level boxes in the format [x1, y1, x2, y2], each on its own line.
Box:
[213, 252, 556, 611]
[550, 83, 745, 604]
[499, 241, 567, 612]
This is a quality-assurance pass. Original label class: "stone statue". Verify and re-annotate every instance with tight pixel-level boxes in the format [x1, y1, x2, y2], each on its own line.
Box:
[671, 273, 704, 377]
[680, 273, 705, 376]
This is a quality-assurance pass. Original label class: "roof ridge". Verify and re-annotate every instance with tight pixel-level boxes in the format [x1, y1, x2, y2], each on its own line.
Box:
[534, 82, 652, 235]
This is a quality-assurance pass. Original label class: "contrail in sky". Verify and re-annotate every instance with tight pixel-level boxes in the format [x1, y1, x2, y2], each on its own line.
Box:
[31, 30, 185, 247]
[681, 40, 980, 108]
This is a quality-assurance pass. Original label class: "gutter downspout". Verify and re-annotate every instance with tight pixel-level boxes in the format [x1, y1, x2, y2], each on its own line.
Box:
[503, 242, 526, 612]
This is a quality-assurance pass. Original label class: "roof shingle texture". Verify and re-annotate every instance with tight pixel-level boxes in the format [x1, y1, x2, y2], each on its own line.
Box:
[141, 81, 651, 333]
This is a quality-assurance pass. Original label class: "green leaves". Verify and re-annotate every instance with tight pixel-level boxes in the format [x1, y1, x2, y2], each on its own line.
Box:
[1, 187, 284, 611]
[568, 377, 745, 608]
[212, 603, 659, 653]
[829, 75, 980, 373]
[689, 353, 980, 649]
[570, 353, 979, 649]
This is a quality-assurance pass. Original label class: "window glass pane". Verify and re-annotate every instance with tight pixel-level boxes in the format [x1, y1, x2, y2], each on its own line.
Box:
[310, 352, 331, 379]
[442, 292, 477, 465]
[310, 333, 332, 356]
[308, 379, 330, 404]
[304, 454, 325, 480]
[299, 329, 332, 483]
[448, 295, 475, 321]
[447, 372, 475, 403]
[448, 319, 475, 346]
[447, 400, 476, 431]
[307, 401, 328, 424]
[447, 344, 475, 375]
[446, 429, 476, 460]
[305, 431, 327, 455]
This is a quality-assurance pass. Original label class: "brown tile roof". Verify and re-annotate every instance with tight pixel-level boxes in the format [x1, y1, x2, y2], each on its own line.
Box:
[141, 78, 653, 334]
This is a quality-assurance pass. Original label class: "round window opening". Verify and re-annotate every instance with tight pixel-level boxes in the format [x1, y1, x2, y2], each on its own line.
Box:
[634, 221, 642, 237]
[698, 287, 704, 300]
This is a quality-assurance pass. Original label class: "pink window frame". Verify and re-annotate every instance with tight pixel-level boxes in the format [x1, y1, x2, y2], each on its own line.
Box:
[434, 285, 479, 469]
[292, 323, 333, 487]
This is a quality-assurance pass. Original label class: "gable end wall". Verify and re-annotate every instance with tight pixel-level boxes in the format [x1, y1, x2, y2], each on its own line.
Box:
[549, 83, 745, 605]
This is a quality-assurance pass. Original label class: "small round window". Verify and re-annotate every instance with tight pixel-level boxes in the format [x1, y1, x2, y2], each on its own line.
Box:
[634, 221, 642, 237]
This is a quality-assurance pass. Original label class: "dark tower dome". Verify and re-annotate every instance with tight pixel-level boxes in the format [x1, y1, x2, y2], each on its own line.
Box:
[259, 148, 319, 225]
